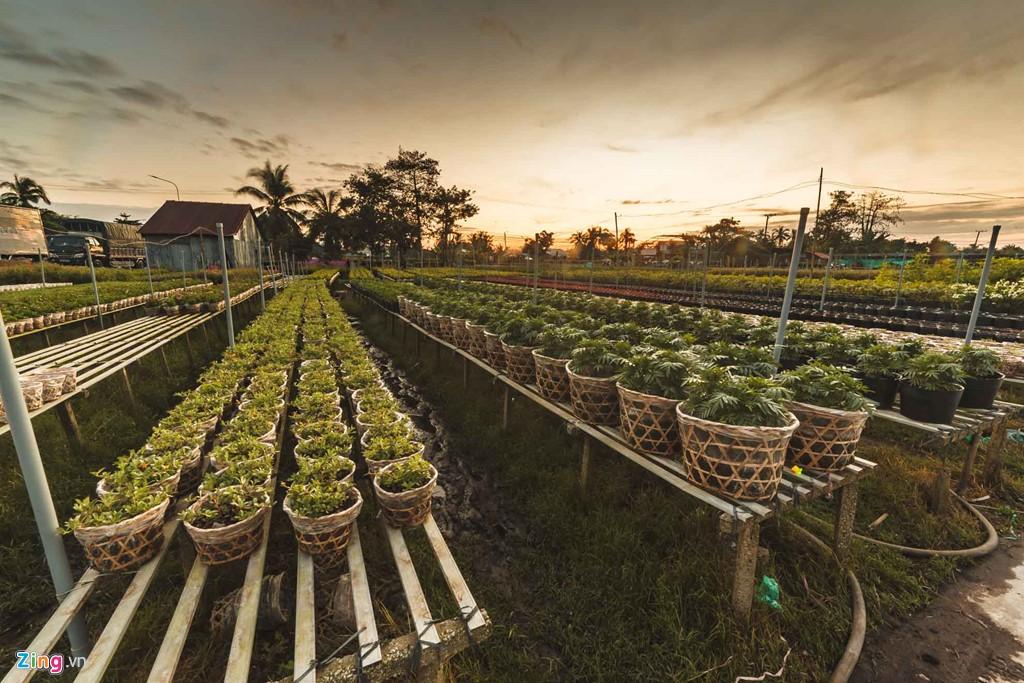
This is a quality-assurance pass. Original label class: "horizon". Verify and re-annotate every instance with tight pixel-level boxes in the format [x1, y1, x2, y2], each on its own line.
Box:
[3, 1, 1024, 248]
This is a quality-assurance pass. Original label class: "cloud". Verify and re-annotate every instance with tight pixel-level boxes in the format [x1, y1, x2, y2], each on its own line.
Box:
[332, 32, 348, 50]
[52, 79, 100, 94]
[620, 199, 679, 205]
[0, 21, 121, 77]
[229, 135, 291, 158]
[109, 80, 190, 110]
[605, 143, 638, 153]
[311, 160, 364, 172]
[477, 16, 523, 49]
[193, 110, 230, 127]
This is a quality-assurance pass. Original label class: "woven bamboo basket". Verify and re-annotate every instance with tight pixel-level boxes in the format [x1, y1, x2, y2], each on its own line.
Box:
[397, 296, 408, 316]
[73, 498, 169, 573]
[483, 331, 506, 371]
[785, 401, 869, 472]
[362, 431, 425, 475]
[97, 470, 181, 500]
[502, 340, 538, 384]
[567, 364, 620, 426]
[373, 462, 438, 528]
[465, 323, 488, 358]
[183, 503, 270, 565]
[532, 351, 571, 402]
[437, 316, 455, 343]
[283, 488, 363, 561]
[176, 446, 206, 495]
[676, 405, 799, 503]
[450, 318, 471, 350]
[617, 384, 681, 456]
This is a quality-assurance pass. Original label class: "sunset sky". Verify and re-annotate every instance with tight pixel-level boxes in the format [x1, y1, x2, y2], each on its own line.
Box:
[2, 0, 1023, 248]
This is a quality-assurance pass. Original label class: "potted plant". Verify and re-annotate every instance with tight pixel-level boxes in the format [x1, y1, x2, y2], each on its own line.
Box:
[181, 483, 272, 565]
[373, 456, 438, 528]
[95, 451, 181, 499]
[293, 455, 356, 485]
[284, 479, 363, 560]
[200, 457, 272, 493]
[361, 427, 424, 474]
[616, 347, 700, 457]
[65, 487, 170, 572]
[566, 338, 629, 426]
[955, 345, 1004, 409]
[498, 315, 544, 384]
[780, 363, 872, 472]
[855, 343, 905, 408]
[532, 327, 585, 402]
[676, 366, 798, 502]
[898, 351, 965, 424]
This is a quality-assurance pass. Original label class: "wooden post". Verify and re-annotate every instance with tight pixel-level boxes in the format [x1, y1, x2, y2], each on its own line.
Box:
[501, 385, 510, 430]
[579, 436, 592, 489]
[56, 402, 83, 451]
[461, 355, 468, 388]
[82, 319, 90, 334]
[982, 416, 1010, 487]
[183, 332, 195, 366]
[956, 436, 983, 495]
[730, 519, 760, 621]
[159, 347, 174, 378]
[121, 367, 137, 407]
[42, 330, 52, 348]
[929, 468, 951, 514]
[833, 481, 859, 564]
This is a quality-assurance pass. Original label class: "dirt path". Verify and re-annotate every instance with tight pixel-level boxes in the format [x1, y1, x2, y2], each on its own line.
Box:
[852, 538, 1024, 682]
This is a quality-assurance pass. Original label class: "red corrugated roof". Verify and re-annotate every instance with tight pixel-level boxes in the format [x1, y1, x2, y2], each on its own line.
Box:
[141, 201, 255, 236]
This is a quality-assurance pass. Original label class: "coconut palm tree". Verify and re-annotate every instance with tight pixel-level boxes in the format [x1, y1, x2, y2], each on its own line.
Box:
[301, 187, 352, 258]
[235, 161, 306, 252]
[0, 175, 51, 207]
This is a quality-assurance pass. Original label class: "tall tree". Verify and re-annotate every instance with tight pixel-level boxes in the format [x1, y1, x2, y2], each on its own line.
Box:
[114, 211, 140, 225]
[0, 175, 50, 207]
[854, 191, 904, 247]
[570, 226, 613, 258]
[384, 150, 440, 256]
[701, 217, 746, 252]
[809, 190, 855, 252]
[235, 161, 306, 252]
[468, 231, 494, 263]
[430, 185, 478, 265]
[521, 231, 554, 257]
[344, 166, 405, 256]
[301, 188, 353, 258]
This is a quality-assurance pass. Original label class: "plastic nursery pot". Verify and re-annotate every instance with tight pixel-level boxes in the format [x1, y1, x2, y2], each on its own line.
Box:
[860, 375, 899, 409]
[501, 340, 539, 384]
[373, 461, 438, 529]
[676, 405, 799, 503]
[532, 351, 571, 402]
[183, 499, 270, 565]
[785, 401, 869, 473]
[616, 384, 681, 457]
[898, 383, 964, 424]
[566, 363, 619, 426]
[283, 487, 363, 560]
[959, 373, 1004, 410]
[73, 497, 170, 573]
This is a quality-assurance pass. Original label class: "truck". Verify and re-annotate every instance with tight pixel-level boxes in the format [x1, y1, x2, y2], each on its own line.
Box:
[0, 206, 48, 259]
[48, 218, 147, 268]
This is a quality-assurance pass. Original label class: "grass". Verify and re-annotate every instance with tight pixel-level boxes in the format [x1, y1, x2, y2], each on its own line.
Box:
[347, 294, 1007, 682]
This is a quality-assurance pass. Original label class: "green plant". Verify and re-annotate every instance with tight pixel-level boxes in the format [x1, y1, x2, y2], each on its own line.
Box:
[901, 351, 965, 391]
[535, 326, 585, 359]
[702, 342, 777, 378]
[856, 343, 907, 379]
[180, 483, 270, 527]
[377, 456, 434, 493]
[681, 365, 793, 427]
[293, 456, 355, 483]
[569, 338, 630, 378]
[781, 362, 872, 412]
[202, 458, 272, 490]
[955, 345, 1002, 378]
[286, 479, 358, 517]
[209, 437, 273, 467]
[64, 488, 169, 532]
[363, 431, 420, 461]
[94, 450, 180, 493]
[616, 347, 702, 400]
[498, 315, 544, 347]
[294, 431, 353, 458]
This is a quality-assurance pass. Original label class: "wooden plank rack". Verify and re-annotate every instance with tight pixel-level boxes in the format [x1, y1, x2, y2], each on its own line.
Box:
[349, 287, 877, 620]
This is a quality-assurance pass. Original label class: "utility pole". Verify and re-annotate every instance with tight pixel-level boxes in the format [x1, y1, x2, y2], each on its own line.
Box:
[216, 223, 235, 346]
[532, 234, 539, 304]
[809, 168, 824, 274]
[972, 229, 984, 249]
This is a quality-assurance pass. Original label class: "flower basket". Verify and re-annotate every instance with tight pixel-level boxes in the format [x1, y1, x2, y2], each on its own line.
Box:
[73, 498, 169, 573]
[283, 488, 363, 560]
[373, 462, 438, 528]
[502, 340, 538, 384]
[361, 430, 425, 475]
[176, 445, 207, 495]
[32, 373, 66, 402]
[465, 323, 488, 358]
[437, 316, 454, 343]
[567, 364, 619, 426]
[450, 319, 471, 350]
[183, 501, 270, 565]
[617, 384, 681, 456]
[424, 312, 442, 337]
[21, 381, 43, 411]
[532, 351, 570, 402]
[483, 331, 506, 371]
[97, 470, 181, 501]
[785, 401, 869, 472]
[676, 405, 799, 503]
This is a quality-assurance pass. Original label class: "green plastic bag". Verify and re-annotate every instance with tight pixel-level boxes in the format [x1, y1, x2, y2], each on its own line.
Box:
[756, 576, 781, 611]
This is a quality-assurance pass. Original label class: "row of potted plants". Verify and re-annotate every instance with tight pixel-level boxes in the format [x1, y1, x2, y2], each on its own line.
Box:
[63, 278, 300, 572]
[146, 278, 266, 316]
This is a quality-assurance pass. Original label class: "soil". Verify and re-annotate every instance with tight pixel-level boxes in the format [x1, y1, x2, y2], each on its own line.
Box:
[851, 537, 1024, 683]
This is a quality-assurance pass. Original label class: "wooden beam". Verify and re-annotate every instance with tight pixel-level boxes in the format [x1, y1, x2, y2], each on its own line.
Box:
[346, 523, 382, 668]
[293, 552, 317, 683]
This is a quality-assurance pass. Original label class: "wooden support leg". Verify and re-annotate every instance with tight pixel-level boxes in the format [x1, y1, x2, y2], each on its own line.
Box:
[929, 468, 951, 515]
[82, 319, 90, 334]
[462, 355, 468, 388]
[730, 520, 760, 621]
[121, 367, 137, 407]
[579, 436, 592, 489]
[42, 330, 52, 347]
[833, 481, 859, 564]
[982, 417, 1010, 488]
[184, 332, 195, 365]
[501, 385, 510, 430]
[956, 436, 983, 495]
[56, 402, 83, 451]
[159, 347, 174, 378]
[201, 323, 211, 351]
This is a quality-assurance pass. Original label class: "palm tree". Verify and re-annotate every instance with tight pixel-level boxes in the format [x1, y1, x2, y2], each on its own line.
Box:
[235, 161, 307, 252]
[301, 188, 352, 258]
[0, 175, 51, 207]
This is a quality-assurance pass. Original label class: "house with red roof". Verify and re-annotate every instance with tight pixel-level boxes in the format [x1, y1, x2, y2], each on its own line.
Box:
[140, 201, 261, 270]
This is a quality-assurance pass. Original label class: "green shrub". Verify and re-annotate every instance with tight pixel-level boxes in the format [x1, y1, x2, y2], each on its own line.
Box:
[901, 351, 965, 391]
[781, 362, 871, 412]
[378, 456, 434, 493]
[681, 366, 793, 427]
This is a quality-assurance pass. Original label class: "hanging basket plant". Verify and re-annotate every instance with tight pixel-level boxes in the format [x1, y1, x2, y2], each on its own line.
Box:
[66, 488, 170, 573]
[181, 483, 271, 565]
[567, 339, 630, 426]
[616, 347, 698, 456]
[373, 456, 438, 528]
[677, 367, 797, 502]
[780, 363, 872, 472]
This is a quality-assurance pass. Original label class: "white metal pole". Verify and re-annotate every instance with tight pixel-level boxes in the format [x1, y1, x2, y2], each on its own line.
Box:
[256, 237, 266, 311]
[180, 250, 187, 287]
[965, 225, 1000, 344]
[773, 207, 810, 363]
[819, 247, 834, 311]
[144, 243, 154, 296]
[216, 223, 235, 347]
[700, 244, 710, 307]
[38, 248, 45, 284]
[86, 246, 103, 329]
[893, 251, 908, 308]
[0, 309, 90, 656]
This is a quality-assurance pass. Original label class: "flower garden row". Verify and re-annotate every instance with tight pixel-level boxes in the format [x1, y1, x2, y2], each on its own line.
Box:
[64, 274, 439, 574]
[352, 276, 1005, 504]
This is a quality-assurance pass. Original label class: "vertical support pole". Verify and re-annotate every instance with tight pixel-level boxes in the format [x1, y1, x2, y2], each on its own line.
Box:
[982, 416, 1010, 486]
[729, 519, 760, 621]
[833, 481, 859, 564]
[0, 310, 90, 656]
[957, 436, 983, 495]
[56, 402, 83, 451]
[532, 236, 539, 304]
[269, 245, 279, 294]
[502, 384, 510, 430]
[893, 251, 908, 308]
[159, 347, 173, 378]
[256, 236, 266, 312]
[461, 354, 468, 388]
[144, 242, 155, 296]
[965, 226, 1000, 345]
[700, 244, 709, 307]
[954, 252, 964, 284]
[772, 208, 810, 363]
[930, 466, 951, 514]
[216, 222, 235, 347]
[181, 250, 187, 287]
[588, 242, 595, 295]
[38, 248, 46, 284]
[819, 247, 834, 311]
[579, 436, 592, 489]
[121, 367, 137, 407]
[86, 246, 103, 330]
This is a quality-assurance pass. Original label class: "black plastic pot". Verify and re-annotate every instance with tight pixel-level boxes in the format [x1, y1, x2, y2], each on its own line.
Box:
[898, 383, 964, 424]
[959, 373, 1004, 409]
[861, 375, 899, 408]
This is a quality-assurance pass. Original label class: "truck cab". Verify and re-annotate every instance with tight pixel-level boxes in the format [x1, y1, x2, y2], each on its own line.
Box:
[48, 233, 107, 266]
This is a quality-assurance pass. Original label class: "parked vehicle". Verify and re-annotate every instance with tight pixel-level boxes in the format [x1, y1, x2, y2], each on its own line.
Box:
[47, 233, 108, 266]
[52, 219, 147, 268]
[0, 206, 48, 259]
